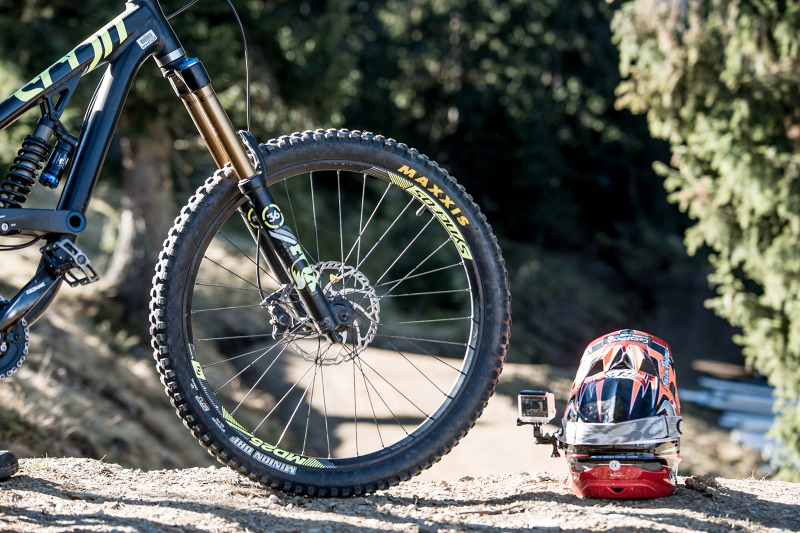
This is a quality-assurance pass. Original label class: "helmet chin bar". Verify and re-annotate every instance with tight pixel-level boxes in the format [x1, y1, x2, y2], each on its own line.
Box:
[570, 464, 678, 499]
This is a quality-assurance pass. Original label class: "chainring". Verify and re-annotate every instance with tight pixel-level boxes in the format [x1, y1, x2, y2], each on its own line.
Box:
[0, 318, 30, 380]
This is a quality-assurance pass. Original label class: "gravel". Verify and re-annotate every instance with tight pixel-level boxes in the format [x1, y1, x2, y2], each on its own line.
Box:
[0, 458, 797, 532]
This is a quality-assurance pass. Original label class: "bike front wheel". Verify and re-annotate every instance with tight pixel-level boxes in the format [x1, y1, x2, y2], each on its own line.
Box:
[150, 129, 510, 495]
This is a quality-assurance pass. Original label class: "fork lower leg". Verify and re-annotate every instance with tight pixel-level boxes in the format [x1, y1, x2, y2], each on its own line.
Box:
[238, 172, 342, 339]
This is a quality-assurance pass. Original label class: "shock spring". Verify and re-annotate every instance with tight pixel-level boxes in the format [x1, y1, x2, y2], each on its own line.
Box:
[0, 122, 54, 208]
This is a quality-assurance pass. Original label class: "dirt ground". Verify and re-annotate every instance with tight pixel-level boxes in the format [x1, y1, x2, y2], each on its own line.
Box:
[0, 458, 797, 533]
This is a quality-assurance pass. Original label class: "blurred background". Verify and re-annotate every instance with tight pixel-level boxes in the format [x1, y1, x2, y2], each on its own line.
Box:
[0, 0, 798, 480]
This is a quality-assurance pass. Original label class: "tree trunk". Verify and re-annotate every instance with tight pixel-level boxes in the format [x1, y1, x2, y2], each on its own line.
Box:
[99, 131, 174, 328]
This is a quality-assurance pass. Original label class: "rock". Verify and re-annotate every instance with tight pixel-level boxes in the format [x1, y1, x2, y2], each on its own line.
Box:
[418, 520, 439, 533]
[685, 475, 722, 500]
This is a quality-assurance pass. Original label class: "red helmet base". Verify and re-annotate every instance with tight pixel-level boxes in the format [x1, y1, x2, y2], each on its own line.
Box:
[569, 465, 676, 499]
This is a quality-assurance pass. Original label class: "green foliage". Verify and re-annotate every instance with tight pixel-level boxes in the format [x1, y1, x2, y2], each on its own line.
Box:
[612, 0, 800, 476]
[0, 1, 691, 361]
[342, 0, 689, 365]
[344, 0, 677, 251]
[0, 0, 684, 254]
[0, 0, 680, 250]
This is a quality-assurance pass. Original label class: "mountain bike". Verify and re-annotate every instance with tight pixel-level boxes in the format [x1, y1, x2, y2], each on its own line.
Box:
[0, 0, 510, 496]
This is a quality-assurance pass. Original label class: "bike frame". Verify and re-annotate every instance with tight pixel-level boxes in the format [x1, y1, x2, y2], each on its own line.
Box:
[0, 0, 342, 338]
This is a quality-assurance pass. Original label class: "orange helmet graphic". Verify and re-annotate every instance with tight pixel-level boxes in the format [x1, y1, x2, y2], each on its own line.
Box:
[558, 329, 682, 498]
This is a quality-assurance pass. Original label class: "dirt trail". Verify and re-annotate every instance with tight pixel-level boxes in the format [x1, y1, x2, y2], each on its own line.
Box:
[0, 458, 797, 532]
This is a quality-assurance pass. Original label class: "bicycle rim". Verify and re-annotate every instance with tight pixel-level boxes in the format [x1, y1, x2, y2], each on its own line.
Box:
[181, 162, 483, 468]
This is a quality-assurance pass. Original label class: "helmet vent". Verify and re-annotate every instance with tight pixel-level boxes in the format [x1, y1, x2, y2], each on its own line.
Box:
[609, 348, 634, 370]
[588, 358, 605, 376]
[640, 356, 659, 377]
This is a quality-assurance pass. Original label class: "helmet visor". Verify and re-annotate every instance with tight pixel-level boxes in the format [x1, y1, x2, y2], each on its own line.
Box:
[576, 377, 657, 423]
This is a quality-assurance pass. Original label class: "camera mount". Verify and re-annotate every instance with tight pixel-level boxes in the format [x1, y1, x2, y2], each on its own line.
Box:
[516, 390, 561, 458]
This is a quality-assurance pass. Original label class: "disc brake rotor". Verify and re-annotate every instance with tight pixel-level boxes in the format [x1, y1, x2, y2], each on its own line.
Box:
[286, 261, 380, 366]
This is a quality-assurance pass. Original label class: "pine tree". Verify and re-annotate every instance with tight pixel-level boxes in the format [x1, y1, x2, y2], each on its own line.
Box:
[612, 0, 800, 476]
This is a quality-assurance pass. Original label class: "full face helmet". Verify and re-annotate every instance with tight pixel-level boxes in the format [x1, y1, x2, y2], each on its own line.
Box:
[558, 329, 682, 499]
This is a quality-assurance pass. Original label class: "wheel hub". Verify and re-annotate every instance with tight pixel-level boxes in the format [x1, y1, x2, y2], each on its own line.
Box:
[330, 297, 356, 327]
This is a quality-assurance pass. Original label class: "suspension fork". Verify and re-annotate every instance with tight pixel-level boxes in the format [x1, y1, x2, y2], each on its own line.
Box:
[160, 56, 343, 339]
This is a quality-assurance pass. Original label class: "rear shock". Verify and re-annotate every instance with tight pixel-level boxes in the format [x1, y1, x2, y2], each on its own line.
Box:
[0, 120, 55, 208]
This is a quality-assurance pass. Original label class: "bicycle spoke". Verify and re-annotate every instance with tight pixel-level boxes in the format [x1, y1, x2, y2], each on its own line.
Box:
[380, 288, 470, 298]
[194, 318, 313, 343]
[375, 239, 452, 301]
[230, 340, 292, 414]
[282, 178, 301, 240]
[204, 257, 261, 291]
[353, 356, 409, 435]
[373, 214, 434, 285]
[375, 261, 464, 288]
[191, 303, 264, 314]
[310, 172, 320, 262]
[218, 230, 276, 284]
[276, 364, 317, 447]
[194, 332, 277, 342]
[338, 170, 345, 265]
[320, 352, 332, 458]
[194, 282, 264, 293]
[357, 353, 384, 448]
[376, 316, 471, 326]
[387, 340, 451, 398]
[355, 173, 365, 276]
[326, 181, 393, 287]
[373, 332, 468, 348]
[202, 343, 277, 369]
[353, 196, 416, 272]
[213, 338, 289, 395]
[254, 357, 320, 432]
[357, 356, 429, 418]
[352, 357, 358, 456]
[385, 335, 467, 374]
[301, 362, 319, 456]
